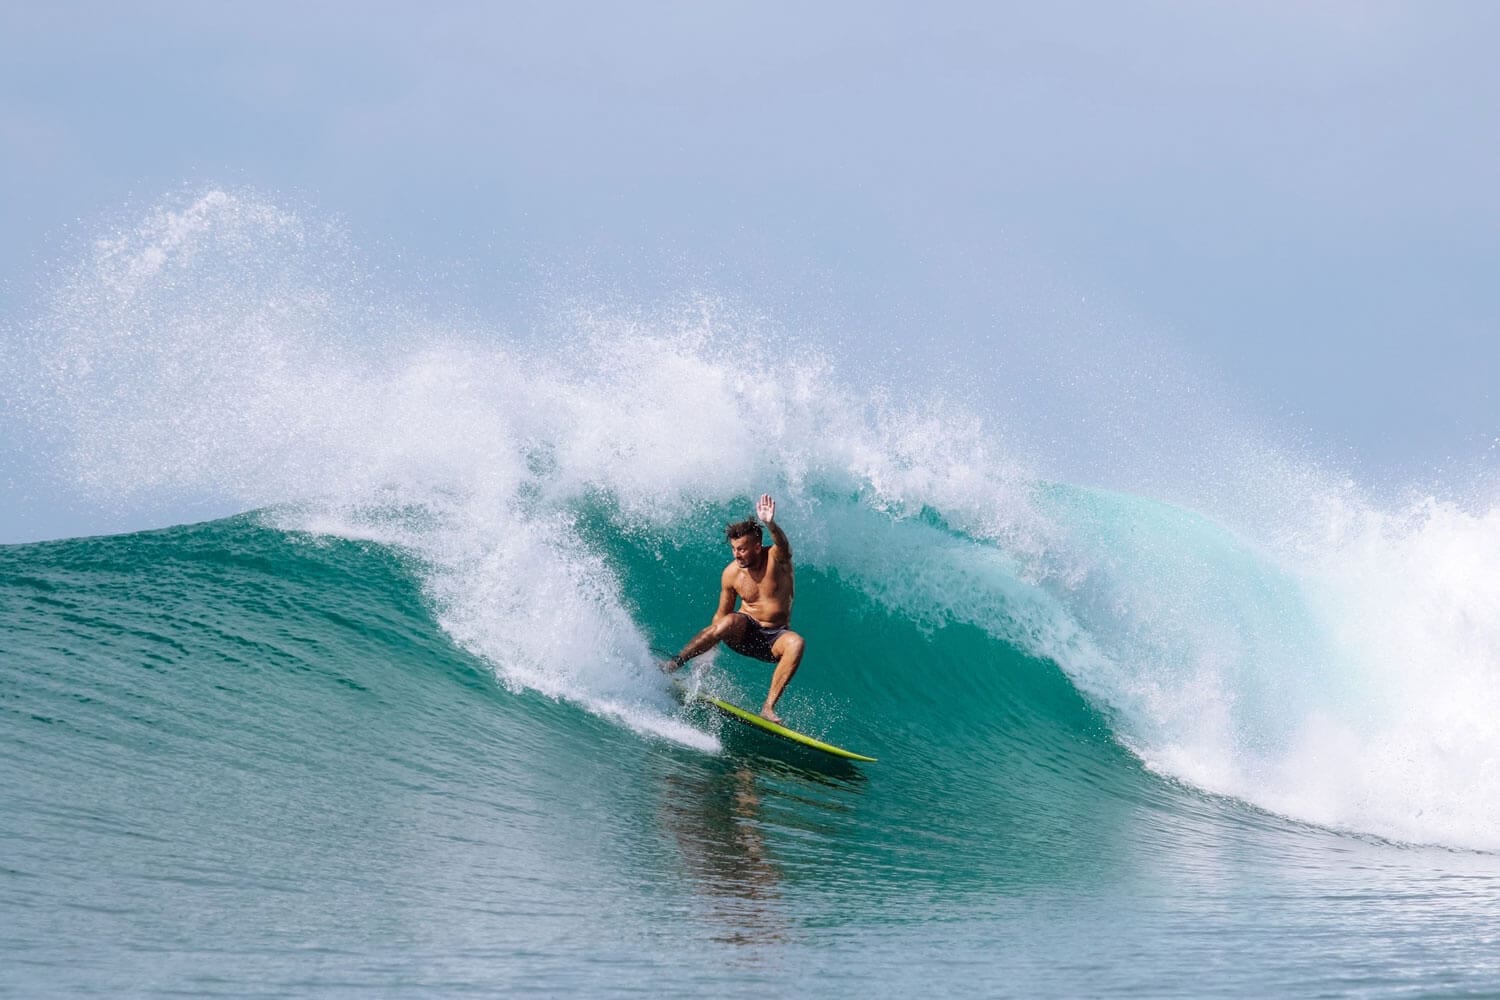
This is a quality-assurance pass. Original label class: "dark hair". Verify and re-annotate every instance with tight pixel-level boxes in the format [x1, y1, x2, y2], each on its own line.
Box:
[725, 518, 763, 543]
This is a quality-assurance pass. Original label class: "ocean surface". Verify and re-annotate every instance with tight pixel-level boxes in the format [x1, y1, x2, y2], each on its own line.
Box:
[3, 192, 1499, 996]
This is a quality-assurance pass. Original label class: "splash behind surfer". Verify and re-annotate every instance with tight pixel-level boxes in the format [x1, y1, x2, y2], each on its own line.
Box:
[664, 494, 803, 723]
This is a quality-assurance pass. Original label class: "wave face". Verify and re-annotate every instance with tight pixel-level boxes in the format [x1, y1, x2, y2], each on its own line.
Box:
[4, 191, 1500, 995]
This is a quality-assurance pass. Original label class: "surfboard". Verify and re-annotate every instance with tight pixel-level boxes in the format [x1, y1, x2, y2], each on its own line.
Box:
[675, 681, 877, 762]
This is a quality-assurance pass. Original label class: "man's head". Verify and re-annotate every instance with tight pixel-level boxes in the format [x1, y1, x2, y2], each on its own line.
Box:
[726, 518, 765, 567]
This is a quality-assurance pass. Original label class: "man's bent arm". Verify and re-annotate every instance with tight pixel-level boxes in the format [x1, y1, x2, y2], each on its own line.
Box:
[711, 572, 737, 623]
[666, 573, 739, 671]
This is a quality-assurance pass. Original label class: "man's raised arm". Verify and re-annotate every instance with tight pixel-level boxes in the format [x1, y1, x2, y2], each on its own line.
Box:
[756, 494, 791, 559]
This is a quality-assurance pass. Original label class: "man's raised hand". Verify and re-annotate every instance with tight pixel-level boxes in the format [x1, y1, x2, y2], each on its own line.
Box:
[756, 494, 776, 524]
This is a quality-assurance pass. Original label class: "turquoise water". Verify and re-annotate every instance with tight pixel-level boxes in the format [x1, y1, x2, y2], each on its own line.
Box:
[4, 511, 1499, 997]
[4, 190, 1499, 995]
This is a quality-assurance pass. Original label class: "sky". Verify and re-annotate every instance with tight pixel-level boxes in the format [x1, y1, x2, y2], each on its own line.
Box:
[2, 1, 1497, 541]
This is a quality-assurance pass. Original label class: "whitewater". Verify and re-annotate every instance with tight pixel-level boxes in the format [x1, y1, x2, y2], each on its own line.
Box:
[3, 191, 1499, 997]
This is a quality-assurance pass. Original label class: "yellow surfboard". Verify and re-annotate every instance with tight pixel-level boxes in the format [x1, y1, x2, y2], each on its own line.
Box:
[676, 681, 876, 762]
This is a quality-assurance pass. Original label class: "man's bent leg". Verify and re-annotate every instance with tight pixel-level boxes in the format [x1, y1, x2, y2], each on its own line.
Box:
[760, 631, 805, 723]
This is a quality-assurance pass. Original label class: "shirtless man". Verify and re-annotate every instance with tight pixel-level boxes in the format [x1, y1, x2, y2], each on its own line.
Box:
[663, 494, 804, 723]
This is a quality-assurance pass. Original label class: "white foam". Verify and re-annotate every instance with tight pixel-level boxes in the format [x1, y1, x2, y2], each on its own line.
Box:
[1269, 496, 1500, 847]
[1016, 486, 1500, 851]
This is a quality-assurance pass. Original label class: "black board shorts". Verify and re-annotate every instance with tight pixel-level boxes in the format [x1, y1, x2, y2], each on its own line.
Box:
[725, 612, 788, 663]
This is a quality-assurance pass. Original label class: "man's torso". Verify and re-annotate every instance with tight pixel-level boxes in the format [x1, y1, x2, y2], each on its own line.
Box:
[728, 547, 794, 628]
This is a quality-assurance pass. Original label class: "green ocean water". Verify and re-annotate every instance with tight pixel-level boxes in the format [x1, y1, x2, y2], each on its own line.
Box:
[4, 512, 1499, 998]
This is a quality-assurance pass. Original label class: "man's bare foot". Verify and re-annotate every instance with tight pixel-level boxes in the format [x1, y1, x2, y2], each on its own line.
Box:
[760, 705, 783, 724]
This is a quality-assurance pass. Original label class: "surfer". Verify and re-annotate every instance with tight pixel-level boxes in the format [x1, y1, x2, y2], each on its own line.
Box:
[664, 494, 803, 723]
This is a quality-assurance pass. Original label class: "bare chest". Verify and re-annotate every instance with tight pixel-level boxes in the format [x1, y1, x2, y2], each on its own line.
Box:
[733, 561, 792, 603]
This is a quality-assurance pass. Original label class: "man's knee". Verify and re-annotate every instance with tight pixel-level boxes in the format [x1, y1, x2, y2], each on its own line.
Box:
[777, 631, 805, 661]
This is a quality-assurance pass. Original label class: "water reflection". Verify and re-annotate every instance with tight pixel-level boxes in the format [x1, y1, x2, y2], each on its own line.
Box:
[660, 764, 786, 945]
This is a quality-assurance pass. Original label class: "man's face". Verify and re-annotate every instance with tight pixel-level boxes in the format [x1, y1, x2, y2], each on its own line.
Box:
[730, 534, 763, 568]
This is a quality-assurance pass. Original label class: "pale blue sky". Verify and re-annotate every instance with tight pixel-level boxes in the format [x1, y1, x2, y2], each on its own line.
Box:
[2, 2, 1497, 540]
